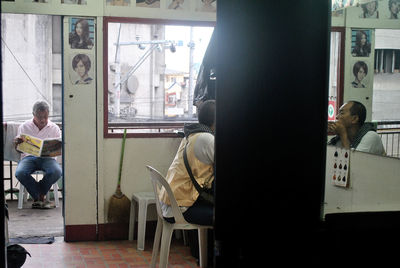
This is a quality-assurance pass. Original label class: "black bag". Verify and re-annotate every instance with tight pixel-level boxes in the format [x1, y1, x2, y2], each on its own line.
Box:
[7, 244, 31, 268]
[183, 143, 214, 205]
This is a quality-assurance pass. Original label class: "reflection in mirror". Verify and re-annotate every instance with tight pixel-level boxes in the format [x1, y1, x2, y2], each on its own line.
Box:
[325, 28, 400, 217]
[373, 29, 400, 158]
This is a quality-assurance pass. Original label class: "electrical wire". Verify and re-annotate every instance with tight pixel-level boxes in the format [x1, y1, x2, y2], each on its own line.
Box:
[1, 37, 51, 104]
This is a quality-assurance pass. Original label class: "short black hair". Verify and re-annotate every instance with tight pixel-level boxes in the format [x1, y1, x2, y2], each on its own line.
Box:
[349, 101, 366, 126]
[353, 61, 368, 77]
[198, 100, 216, 127]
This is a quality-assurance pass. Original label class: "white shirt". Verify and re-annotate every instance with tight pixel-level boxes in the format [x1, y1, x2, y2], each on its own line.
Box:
[17, 119, 61, 159]
[355, 131, 385, 155]
[335, 131, 385, 156]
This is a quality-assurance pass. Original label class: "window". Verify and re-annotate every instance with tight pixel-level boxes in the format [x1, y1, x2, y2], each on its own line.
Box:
[103, 17, 215, 137]
[327, 27, 345, 122]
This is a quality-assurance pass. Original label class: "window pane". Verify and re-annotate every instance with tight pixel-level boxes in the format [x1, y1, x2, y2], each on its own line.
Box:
[107, 21, 214, 129]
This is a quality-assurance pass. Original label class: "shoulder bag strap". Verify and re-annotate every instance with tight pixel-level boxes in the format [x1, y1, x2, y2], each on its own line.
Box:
[183, 141, 204, 195]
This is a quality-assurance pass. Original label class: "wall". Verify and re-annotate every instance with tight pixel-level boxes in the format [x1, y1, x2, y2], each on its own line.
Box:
[2, 0, 215, 240]
[324, 145, 400, 215]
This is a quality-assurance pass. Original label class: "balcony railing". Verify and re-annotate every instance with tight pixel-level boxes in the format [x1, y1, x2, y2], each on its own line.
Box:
[377, 121, 400, 158]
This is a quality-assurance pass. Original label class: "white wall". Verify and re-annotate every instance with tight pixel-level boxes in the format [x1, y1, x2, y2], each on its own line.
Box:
[324, 145, 400, 216]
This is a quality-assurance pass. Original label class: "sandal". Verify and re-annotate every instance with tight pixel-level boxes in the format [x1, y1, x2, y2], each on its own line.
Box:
[32, 201, 43, 209]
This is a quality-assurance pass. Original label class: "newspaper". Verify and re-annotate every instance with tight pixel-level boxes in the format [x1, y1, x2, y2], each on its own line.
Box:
[16, 133, 62, 157]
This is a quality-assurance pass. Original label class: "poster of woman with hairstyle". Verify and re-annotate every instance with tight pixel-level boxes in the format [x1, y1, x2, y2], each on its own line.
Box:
[61, 0, 87, 4]
[388, 0, 400, 19]
[106, 0, 130, 6]
[196, 0, 216, 12]
[69, 18, 94, 49]
[168, 0, 189, 10]
[352, 61, 368, 88]
[136, 0, 160, 8]
[359, 0, 379, 18]
[70, 54, 93, 85]
[351, 30, 371, 57]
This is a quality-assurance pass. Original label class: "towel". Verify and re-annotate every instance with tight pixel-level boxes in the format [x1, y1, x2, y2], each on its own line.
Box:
[3, 122, 21, 162]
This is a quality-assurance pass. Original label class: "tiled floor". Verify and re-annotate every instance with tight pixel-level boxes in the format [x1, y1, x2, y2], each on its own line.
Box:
[20, 237, 200, 268]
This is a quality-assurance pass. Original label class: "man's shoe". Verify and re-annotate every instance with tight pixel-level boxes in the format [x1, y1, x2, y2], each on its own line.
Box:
[32, 201, 43, 209]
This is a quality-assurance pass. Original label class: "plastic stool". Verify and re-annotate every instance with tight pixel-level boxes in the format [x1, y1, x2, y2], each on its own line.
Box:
[128, 191, 156, 250]
[17, 171, 60, 209]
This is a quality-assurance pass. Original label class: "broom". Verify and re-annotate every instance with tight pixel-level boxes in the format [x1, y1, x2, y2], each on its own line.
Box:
[107, 129, 131, 223]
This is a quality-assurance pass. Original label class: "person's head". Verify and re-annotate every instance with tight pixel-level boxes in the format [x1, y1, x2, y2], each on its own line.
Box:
[389, 0, 400, 17]
[32, 101, 50, 130]
[336, 101, 366, 129]
[72, 54, 91, 78]
[74, 19, 90, 40]
[356, 30, 367, 47]
[353, 61, 368, 82]
[198, 100, 216, 130]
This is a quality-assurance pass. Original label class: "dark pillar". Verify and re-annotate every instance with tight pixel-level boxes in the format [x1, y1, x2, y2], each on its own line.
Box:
[214, 1, 330, 266]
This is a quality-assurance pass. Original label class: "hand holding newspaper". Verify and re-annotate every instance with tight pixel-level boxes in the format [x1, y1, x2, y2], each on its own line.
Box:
[16, 133, 62, 157]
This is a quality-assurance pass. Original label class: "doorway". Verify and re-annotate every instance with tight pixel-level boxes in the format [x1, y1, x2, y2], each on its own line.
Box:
[2, 13, 64, 239]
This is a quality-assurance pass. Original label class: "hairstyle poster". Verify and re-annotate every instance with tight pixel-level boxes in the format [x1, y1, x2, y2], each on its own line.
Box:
[196, 0, 216, 12]
[61, 0, 88, 4]
[384, 0, 400, 19]
[351, 29, 371, 57]
[69, 18, 95, 50]
[358, 0, 379, 18]
[167, 0, 190, 10]
[69, 53, 94, 86]
[25, 0, 48, 3]
[106, 0, 131, 6]
[351, 60, 370, 88]
[136, 0, 160, 8]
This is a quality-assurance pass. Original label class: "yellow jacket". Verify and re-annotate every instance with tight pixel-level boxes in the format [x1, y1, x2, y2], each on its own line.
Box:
[160, 133, 214, 207]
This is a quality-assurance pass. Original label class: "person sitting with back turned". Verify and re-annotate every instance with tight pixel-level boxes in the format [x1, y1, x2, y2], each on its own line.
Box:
[160, 100, 215, 226]
[14, 101, 62, 209]
[328, 101, 385, 155]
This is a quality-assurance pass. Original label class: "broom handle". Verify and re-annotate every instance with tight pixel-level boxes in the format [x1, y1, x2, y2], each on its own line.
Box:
[117, 129, 127, 186]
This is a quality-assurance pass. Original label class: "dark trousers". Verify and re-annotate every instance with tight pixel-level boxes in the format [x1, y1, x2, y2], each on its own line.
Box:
[164, 198, 213, 225]
[164, 198, 214, 264]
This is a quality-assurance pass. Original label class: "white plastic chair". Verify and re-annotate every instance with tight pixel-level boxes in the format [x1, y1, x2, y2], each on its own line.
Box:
[18, 171, 60, 209]
[146, 165, 213, 268]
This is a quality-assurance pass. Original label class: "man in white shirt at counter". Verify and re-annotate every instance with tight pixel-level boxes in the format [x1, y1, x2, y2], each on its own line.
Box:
[14, 101, 62, 209]
[328, 100, 385, 155]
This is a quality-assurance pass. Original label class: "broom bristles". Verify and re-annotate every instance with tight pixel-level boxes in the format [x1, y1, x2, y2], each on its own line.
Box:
[108, 194, 131, 223]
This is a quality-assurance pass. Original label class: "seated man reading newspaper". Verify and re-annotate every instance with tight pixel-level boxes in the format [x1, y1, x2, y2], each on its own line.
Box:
[14, 101, 62, 209]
